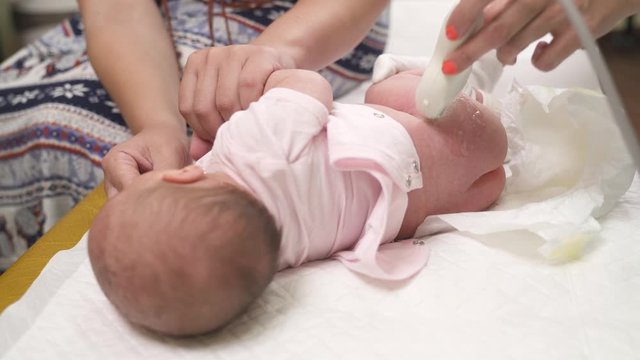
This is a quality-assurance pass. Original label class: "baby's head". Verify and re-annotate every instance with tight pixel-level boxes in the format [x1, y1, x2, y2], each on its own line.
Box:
[89, 166, 281, 336]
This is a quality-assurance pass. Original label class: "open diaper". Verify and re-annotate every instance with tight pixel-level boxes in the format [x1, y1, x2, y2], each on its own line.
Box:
[373, 49, 635, 262]
[415, 84, 636, 262]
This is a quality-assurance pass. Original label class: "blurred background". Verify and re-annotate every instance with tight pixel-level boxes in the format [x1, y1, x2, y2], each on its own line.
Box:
[1, 0, 77, 59]
[0, 0, 638, 126]
[598, 16, 640, 128]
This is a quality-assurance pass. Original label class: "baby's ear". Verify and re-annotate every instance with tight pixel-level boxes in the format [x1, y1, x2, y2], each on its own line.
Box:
[162, 165, 204, 184]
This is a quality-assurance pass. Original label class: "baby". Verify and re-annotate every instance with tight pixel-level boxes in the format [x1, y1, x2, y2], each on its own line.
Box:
[88, 68, 507, 336]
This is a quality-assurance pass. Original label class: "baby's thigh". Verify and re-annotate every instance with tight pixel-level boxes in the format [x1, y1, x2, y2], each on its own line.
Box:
[417, 97, 507, 212]
[433, 97, 507, 182]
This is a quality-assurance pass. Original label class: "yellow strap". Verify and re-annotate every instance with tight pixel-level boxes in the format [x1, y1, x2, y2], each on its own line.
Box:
[0, 184, 106, 313]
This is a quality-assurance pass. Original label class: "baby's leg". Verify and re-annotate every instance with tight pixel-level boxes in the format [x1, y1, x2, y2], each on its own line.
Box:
[411, 95, 508, 216]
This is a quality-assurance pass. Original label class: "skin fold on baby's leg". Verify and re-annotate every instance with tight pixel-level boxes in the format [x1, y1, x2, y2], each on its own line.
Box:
[364, 71, 507, 238]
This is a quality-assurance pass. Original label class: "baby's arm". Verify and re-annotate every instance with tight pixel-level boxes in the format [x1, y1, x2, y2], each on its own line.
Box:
[264, 69, 333, 111]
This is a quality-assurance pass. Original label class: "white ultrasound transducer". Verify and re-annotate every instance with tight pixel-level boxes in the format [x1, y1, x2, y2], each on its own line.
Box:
[415, 11, 482, 119]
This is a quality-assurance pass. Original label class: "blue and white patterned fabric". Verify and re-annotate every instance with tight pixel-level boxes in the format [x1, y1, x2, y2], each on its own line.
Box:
[0, 0, 389, 271]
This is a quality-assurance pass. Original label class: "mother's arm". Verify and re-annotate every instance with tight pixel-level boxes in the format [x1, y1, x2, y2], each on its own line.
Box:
[252, 0, 390, 71]
[180, 0, 389, 160]
[78, 0, 190, 197]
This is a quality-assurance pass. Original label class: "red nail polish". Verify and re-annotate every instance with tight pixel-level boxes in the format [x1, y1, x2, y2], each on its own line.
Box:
[442, 60, 458, 75]
[446, 25, 459, 40]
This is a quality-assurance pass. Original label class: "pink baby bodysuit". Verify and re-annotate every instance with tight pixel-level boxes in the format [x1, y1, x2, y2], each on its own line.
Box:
[196, 88, 430, 280]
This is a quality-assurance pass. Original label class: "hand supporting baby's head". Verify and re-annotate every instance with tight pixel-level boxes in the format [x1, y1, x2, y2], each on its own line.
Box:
[89, 166, 281, 336]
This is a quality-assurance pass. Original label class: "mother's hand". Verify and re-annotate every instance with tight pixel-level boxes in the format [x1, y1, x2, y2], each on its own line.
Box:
[179, 44, 296, 159]
[446, 0, 640, 72]
[101, 126, 190, 198]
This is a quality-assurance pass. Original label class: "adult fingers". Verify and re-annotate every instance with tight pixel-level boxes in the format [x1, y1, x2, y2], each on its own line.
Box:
[192, 49, 224, 141]
[531, 28, 581, 71]
[496, 3, 565, 65]
[152, 144, 189, 171]
[447, 0, 494, 39]
[179, 50, 202, 131]
[448, 0, 549, 71]
[483, 0, 512, 24]
[104, 181, 119, 199]
[238, 54, 276, 109]
[214, 49, 243, 122]
[189, 134, 213, 161]
[101, 150, 145, 198]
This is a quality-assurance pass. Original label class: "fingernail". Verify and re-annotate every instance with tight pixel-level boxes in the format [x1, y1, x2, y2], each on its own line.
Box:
[442, 60, 459, 75]
[446, 25, 459, 40]
[532, 41, 549, 63]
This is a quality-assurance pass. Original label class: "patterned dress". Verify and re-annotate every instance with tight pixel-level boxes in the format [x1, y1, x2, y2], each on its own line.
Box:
[0, 0, 389, 271]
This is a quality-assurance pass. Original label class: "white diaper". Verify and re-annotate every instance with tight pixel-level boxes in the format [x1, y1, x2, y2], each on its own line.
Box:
[415, 84, 636, 262]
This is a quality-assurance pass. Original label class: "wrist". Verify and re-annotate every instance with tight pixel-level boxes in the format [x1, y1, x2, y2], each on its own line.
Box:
[127, 113, 187, 134]
[249, 41, 299, 69]
[139, 125, 190, 151]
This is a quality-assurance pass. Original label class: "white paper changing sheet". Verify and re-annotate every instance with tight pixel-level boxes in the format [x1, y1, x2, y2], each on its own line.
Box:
[2, 80, 640, 360]
[1, 179, 639, 360]
[2, 1, 640, 359]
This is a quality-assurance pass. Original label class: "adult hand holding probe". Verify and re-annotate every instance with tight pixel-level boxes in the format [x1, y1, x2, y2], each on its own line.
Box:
[444, 0, 640, 73]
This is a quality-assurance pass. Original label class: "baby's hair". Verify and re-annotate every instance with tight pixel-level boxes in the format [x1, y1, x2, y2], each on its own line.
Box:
[89, 179, 281, 336]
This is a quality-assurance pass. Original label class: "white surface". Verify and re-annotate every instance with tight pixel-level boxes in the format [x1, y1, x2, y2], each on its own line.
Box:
[2, 1, 640, 359]
[1, 179, 639, 360]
